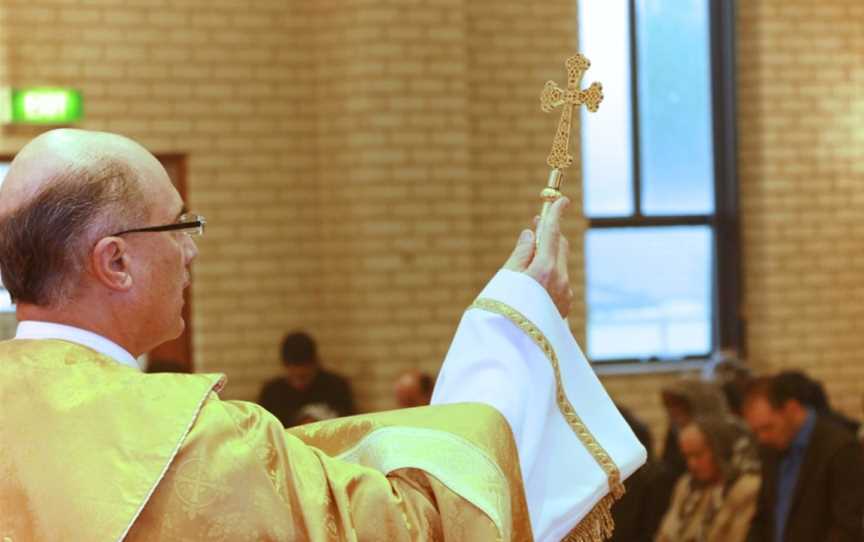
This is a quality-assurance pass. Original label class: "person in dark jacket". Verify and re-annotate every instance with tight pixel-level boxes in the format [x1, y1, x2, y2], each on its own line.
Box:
[609, 406, 667, 542]
[258, 331, 355, 426]
[743, 374, 864, 542]
[774, 369, 860, 436]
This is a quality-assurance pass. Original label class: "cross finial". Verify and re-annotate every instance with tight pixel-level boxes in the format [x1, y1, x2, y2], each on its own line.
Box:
[540, 54, 603, 170]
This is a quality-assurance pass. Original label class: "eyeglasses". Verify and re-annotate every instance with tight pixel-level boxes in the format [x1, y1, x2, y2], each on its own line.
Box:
[110, 213, 206, 237]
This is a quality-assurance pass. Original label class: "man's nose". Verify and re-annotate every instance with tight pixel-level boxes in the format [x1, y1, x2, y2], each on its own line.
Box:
[184, 235, 199, 263]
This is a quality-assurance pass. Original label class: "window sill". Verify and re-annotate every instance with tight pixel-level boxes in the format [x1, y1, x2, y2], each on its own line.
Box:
[591, 359, 706, 377]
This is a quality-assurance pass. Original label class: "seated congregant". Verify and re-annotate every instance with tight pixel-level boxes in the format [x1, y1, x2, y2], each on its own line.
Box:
[609, 406, 666, 542]
[702, 355, 752, 417]
[743, 374, 864, 541]
[144, 357, 188, 373]
[393, 368, 434, 408]
[774, 369, 860, 436]
[860, 392, 864, 454]
[655, 415, 760, 542]
[658, 379, 731, 511]
[258, 331, 355, 426]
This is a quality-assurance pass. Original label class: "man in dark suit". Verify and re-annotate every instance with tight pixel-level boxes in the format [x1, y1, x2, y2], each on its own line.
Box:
[776, 370, 861, 436]
[743, 374, 864, 542]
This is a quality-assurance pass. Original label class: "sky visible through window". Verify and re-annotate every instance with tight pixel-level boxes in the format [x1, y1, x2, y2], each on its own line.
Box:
[579, 0, 714, 361]
[637, 0, 714, 216]
[586, 227, 712, 360]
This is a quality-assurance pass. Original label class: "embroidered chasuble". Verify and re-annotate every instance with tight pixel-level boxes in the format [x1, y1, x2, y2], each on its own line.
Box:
[0, 271, 644, 541]
[0, 338, 528, 541]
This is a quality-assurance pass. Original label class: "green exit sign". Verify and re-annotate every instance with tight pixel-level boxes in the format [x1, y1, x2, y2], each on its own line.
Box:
[0, 88, 83, 125]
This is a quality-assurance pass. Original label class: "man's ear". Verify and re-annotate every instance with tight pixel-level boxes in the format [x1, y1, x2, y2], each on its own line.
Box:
[780, 398, 802, 418]
[91, 236, 133, 292]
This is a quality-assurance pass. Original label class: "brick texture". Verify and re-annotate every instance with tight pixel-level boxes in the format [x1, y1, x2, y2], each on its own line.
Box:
[737, 0, 864, 420]
[0, 0, 322, 402]
[0, 0, 861, 446]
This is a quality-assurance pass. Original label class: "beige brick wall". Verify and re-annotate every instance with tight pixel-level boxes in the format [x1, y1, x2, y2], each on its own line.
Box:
[738, 0, 864, 419]
[304, 0, 588, 409]
[0, 1, 861, 448]
[305, 1, 475, 409]
[0, 0, 323, 400]
[0, 0, 581, 411]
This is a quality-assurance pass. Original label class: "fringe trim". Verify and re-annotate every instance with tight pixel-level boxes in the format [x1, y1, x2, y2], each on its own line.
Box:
[561, 494, 616, 542]
[470, 298, 626, 542]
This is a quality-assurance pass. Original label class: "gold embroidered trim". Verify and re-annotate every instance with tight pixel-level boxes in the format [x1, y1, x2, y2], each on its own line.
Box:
[469, 298, 625, 542]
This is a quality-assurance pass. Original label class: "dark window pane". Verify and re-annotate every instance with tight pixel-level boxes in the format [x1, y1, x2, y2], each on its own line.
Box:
[578, 0, 634, 217]
[636, 0, 714, 215]
[586, 226, 713, 360]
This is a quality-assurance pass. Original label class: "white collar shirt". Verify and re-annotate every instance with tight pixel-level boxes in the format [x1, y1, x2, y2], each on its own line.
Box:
[14, 320, 141, 371]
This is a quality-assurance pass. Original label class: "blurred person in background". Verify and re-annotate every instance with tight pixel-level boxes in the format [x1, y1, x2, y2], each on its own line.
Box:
[655, 415, 760, 542]
[393, 369, 434, 408]
[144, 357, 188, 373]
[258, 331, 355, 427]
[293, 403, 339, 425]
[773, 369, 859, 436]
[859, 393, 864, 454]
[660, 379, 730, 490]
[743, 374, 864, 542]
[609, 405, 667, 542]
[702, 353, 752, 417]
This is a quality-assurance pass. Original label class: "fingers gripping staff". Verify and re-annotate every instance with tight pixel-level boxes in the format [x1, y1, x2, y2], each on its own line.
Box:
[505, 198, 572, 319]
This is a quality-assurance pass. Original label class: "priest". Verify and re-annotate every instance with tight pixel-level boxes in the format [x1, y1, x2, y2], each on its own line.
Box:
[0, 128, 644, 541]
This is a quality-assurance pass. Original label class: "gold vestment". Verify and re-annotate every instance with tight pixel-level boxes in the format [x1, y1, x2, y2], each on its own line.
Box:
[0, 339, 531, 541]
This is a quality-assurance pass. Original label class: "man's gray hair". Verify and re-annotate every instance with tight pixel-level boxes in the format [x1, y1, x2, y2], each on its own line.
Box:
[0, 160, 147, 306]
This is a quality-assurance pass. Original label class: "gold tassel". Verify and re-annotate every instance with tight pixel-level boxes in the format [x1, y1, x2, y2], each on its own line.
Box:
[561, 493, 618, 542]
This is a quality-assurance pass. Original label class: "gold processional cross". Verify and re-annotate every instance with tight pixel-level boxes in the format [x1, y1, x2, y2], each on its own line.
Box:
[538, 53, 603, 231]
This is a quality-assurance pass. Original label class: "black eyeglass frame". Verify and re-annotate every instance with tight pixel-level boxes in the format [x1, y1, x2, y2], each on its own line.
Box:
[110, 213, 206, 237]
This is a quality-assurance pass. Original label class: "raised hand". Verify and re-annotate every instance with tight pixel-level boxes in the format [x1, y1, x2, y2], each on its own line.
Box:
[503, 197, 572, 317]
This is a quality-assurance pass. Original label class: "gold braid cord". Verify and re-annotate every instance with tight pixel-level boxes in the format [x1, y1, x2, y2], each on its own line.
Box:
[469, 298, 625, 542]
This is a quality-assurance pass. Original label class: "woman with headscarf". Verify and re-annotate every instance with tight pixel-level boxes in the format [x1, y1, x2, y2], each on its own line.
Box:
[660, 378, 731, 485]
[655, 415, 761, 542]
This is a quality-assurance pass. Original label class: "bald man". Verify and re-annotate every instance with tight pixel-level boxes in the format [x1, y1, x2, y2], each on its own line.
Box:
[394, 369, 434, 408]
[1, 129, 608, 541]
[0, 129, 196, 358]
